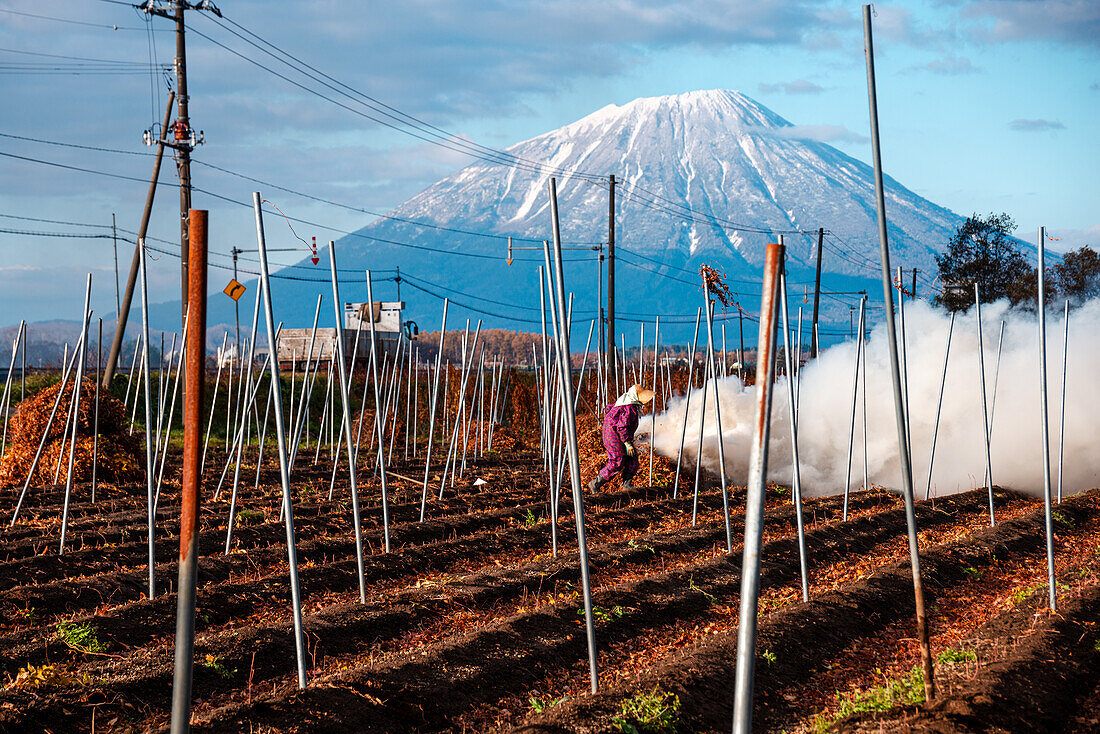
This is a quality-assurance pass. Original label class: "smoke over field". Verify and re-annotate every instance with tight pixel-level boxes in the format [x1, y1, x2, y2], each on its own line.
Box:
[649, 299, 1100, 497]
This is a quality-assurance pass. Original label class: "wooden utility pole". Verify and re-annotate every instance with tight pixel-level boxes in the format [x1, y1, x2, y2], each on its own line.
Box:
[810, 227, 824, 358]
[101, 92, 175, 390]
[606, 174, 616, 393]
[912, 267, 918, 301]
[174, 0, 193, 330]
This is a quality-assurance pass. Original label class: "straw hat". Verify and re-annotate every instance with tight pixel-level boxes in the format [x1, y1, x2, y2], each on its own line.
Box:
[633, 384, 656, 404]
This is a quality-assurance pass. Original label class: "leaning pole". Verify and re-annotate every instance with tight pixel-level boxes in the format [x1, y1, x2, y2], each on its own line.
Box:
[862, 3, 934, 701]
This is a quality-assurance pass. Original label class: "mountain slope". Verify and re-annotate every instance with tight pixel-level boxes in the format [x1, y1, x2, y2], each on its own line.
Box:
[180, 90, 967, 347]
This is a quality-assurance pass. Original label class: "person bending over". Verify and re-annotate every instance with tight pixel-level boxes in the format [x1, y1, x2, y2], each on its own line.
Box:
[589, 383, 655, 491]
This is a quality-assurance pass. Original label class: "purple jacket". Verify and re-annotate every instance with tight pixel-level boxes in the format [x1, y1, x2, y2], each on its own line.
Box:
[603, 403, 641, 445]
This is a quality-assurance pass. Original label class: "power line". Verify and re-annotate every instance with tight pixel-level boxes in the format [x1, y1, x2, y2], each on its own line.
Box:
[205, 13, 608, 185]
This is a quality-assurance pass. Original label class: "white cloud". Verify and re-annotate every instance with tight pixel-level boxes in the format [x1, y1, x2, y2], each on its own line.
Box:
[964, 0, 1100, 46]
[758, 80, 825, 95]
[907, 56, 980, 75]
[1009, 119, 1066, 132]
[762, 124, 868, 144]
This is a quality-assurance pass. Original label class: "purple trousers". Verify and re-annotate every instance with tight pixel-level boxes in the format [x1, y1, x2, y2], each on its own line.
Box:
[598, 403, 641, 482]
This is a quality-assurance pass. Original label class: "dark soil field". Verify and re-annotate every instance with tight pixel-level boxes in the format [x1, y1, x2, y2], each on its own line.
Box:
[0, 374, 1096, 733]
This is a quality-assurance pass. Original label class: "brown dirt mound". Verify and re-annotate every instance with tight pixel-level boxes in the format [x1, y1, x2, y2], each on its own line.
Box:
[0, 378, 144, 487]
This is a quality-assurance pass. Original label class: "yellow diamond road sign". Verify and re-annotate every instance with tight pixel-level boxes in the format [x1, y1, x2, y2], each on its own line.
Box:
[223, 279, 246, 302]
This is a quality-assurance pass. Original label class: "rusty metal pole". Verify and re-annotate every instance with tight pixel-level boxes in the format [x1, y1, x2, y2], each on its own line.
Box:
[863, 3, 934, 701]
[731, 242, 784, 734]
[170, 210, 207, 734]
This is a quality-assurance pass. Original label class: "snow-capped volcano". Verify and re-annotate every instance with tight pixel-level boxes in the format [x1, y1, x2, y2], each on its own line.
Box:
[369, 89, 959, 274]
[215, 90, 966, 344]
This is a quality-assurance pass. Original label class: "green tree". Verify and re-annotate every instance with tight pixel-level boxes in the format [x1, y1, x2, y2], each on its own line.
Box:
[1051, 246, 1100, 304]
[934, 213, 1033, 311]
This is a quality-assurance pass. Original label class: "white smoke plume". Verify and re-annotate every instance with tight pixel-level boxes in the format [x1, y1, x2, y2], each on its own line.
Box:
[644, 299, 1100, 498]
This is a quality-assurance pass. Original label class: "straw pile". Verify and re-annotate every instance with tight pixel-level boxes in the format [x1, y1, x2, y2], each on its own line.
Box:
[0, 378, 144, 487]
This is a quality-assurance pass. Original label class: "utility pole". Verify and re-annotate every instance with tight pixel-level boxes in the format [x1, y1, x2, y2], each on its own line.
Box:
[174, 0, 192, 330]
[912, 267, 918, 301]
[140, 0, 219, 330]
[810, 227, 824, 358]
[101, 91, 175, 391]
[395, 265, 401, 303]
[597, 244, 604, 364]
[112, 213, 121, 318]
[606, 174, 616, 393]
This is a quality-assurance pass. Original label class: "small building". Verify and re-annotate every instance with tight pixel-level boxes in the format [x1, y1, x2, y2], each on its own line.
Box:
[274, 301, 407, 367]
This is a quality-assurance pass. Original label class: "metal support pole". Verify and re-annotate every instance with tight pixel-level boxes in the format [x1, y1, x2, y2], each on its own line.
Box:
[925, 312, 955, 500]
[252, 192, 308, 686]
[1036, 226, 1057, 611]
[975, 285, 995, 524]
[1057, 301, 1068, 503]
[843, 298, 866, 519]
[863, 4, 934, 701]
[419, 301, 448, 521]
[170, 209, 206, 734]
[329, 242, 368, 597]
[59, 275, 93, 554]
[731, 242, 784, 734]
[547, 180, 598, 693]
[778, 258, 809, 601]
[365, 270, 391, 552]
[138, 238, 157, 599]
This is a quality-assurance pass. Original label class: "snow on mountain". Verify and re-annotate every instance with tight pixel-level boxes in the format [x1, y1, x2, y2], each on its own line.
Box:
[197, 90, 967, 346]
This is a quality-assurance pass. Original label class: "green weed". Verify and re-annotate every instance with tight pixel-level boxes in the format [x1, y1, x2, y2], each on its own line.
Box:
[523, 508, 539, 527]
[580, 605, 626, 623]
[628, 538, 656, 554]
[688, 575, 717, 604]
[762, 649, 778, 667]
[810, 665, 925, 733]
[236, 508, 265, 525]
[56, 621, 107, 654]
[961, 566, 982, 581]
[611, 686, 680, 734]
[1052, 510, 1075, 528]
[936, 648, 976, 664]
[201, 654, 237, 680]
[529, 695, 568, 713]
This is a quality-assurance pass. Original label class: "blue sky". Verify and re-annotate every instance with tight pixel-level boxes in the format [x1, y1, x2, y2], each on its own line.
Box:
[0, 0, 1096, 324]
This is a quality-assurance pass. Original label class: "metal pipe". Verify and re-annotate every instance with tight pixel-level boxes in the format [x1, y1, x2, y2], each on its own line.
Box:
[138, 237, 157, 599]
[649, 316, 658, 486]
[545, 181, 598, 692]
[10, 331, 84, 525]
[92, 319, 100, 504]
[672, 308, 703, 498]
[365, 270, 392, 551]
[862, 4, 934, 701]
[1036, 226, 1057, 611]
[701, 295, 732, 552]
[924, 312, 955, 500]
[1057, 301, 1068, 503]
[419, 300, 449, 521]
[169, 208, 207, 734]
[252, 192, 309, 687]
[201, 333, 229, 475]
[843, 298, 866, 519]
[59, 275, 93, 554]
[975, 284, 995, 524]
[731, 242, 784, 734]
[329, 242, 368, 597]
[778, 262, 809, 601]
